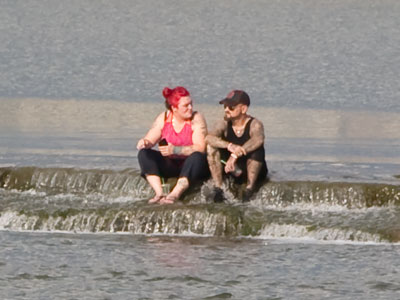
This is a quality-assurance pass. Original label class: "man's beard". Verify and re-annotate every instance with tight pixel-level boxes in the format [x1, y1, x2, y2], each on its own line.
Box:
[224, 113, 241, 121]
[224, 114, 232, 121]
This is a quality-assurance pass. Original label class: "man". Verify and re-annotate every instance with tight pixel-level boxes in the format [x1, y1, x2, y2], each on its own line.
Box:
[206, 90, 268, 202]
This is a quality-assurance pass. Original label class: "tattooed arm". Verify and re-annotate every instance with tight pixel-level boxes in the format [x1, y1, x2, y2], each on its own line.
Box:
[136, 112, 164, 149]
[206, 119, 246, 158]
[242, 118, 265, 153]
[183, 112, 208, 154]
[205, 119, 230, 149]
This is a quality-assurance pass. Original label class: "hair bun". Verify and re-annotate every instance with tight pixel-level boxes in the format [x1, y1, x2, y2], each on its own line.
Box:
[162, 87, 173, 99]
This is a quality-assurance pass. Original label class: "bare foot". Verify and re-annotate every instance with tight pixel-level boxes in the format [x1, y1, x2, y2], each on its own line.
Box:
[160, 194, 178, 204]
[148, 195, 165, 204]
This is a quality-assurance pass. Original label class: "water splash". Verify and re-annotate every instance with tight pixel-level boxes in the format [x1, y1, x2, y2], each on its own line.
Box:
[1, 167, 400, 242]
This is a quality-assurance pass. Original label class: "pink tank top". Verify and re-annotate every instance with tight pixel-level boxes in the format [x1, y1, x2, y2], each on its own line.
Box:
[161, 111, 193, 147]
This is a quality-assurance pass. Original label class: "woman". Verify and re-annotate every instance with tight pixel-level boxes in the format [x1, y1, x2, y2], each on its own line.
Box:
[136, 86, 209, 204]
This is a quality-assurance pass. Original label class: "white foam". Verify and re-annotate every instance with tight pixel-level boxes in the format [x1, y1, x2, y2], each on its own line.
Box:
[256, 223, 390, 245]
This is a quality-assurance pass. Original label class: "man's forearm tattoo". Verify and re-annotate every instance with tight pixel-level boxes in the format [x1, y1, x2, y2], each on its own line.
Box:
[206, 135, 230, 149]
[206, 120, 228, 149]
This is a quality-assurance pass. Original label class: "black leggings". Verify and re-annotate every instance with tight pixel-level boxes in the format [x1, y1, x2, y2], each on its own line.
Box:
[138, 149, 210, 184]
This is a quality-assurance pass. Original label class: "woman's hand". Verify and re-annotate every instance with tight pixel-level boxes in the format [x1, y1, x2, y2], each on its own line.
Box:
[137, 138, 153, 150]
[159, 144, 174, 156]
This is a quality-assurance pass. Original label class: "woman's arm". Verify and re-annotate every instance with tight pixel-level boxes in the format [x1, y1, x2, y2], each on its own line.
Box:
[178, 112, 207, 154]
[136, 112, 164, 150]
[189, 112, 208, 153]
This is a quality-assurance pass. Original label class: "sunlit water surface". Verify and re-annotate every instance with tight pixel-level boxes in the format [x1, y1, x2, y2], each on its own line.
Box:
[1, 1, 400, 299]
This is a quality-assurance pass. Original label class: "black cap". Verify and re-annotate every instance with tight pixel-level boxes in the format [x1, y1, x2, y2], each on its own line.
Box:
[219, 90, 250, 107]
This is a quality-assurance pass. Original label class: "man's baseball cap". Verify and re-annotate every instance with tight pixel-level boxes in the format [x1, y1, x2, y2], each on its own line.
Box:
[219, 90, 250, 107]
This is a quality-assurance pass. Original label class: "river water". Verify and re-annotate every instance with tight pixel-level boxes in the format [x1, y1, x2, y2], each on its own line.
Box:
[1, 1, 400, 299]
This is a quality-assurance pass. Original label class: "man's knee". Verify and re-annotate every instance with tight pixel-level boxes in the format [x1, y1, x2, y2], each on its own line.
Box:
[246, 159, 262, 172]
[246, 159, 267, 180]
[206, 144, 219, 155]
[206, 145, 221, 165]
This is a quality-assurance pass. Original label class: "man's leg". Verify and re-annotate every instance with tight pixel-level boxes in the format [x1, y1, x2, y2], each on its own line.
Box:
[240, 159, 263, 202]
[206, 144, 224, 188]
[246, 159, 263, 191]
[206, 145, 228, 202]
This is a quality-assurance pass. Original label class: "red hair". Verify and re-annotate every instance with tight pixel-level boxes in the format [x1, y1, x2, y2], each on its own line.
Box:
[162, 86, 190, 109]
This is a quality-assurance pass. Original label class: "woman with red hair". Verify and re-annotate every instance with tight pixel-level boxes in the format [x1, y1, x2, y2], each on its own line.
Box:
[136, 86, 209, 204]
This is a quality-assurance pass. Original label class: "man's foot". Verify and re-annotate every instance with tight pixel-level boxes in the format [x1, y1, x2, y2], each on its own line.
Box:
[213, 187, 226, 203]
[160, 194, 178, 205]
[148, 194, 165, 204]
[242, 188, 254, 202]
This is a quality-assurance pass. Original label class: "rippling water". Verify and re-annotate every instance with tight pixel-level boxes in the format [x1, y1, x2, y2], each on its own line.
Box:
[1, 0, 400, 299]
[1, 0, 400, 111]
[1, 231, 400, 300]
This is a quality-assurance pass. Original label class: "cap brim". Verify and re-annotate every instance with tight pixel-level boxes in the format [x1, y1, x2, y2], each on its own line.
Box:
[219, 98, 228, 105]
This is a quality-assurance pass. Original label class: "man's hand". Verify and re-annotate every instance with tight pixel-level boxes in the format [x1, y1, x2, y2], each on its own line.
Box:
[224, 155, 237, 174]
[227, 143, 246, 157]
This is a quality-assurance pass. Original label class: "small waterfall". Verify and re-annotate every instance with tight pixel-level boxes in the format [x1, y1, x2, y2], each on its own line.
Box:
[1, 167, 400, 243]
[0, 204, 245, 237]
[254, 181, 400, 209]
[0, 167, 152, 198]
[2, 167, 400, 209]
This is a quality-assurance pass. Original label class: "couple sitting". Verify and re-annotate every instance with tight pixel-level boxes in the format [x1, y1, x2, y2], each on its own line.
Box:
[136, 86, 268, 204]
